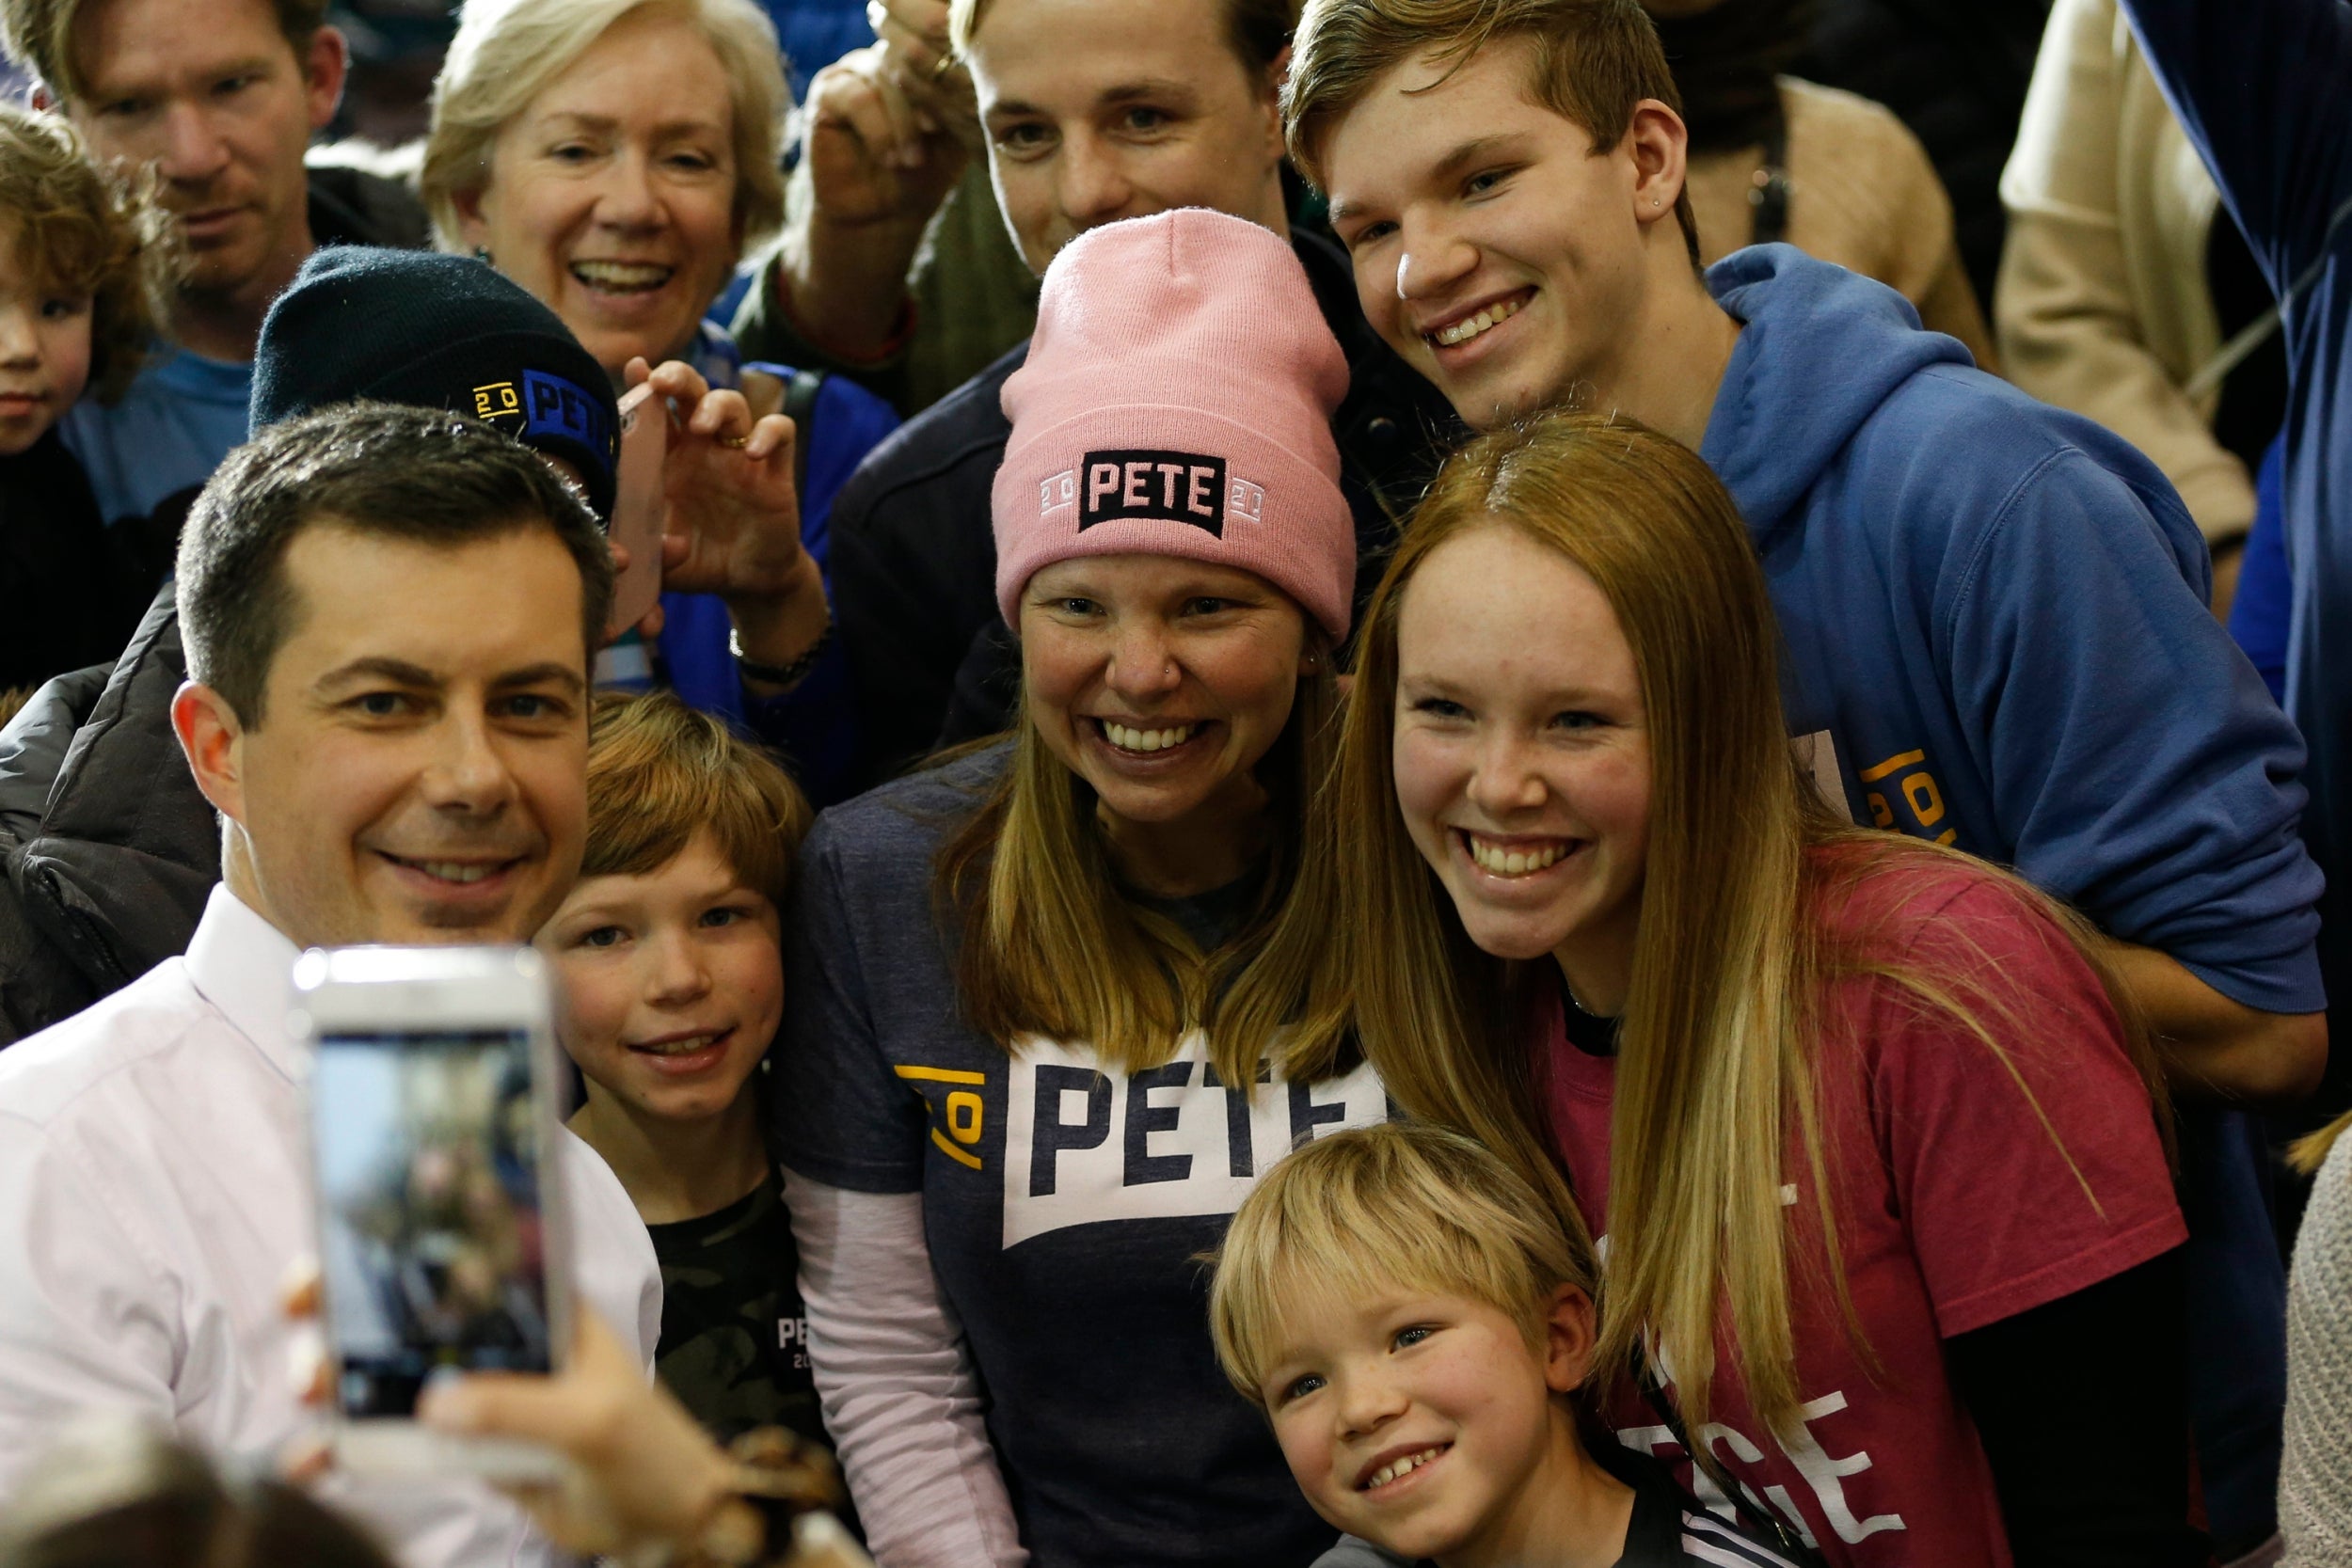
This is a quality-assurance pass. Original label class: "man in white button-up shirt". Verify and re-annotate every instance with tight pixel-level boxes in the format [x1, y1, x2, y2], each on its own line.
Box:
[0, 403, 662, 1566]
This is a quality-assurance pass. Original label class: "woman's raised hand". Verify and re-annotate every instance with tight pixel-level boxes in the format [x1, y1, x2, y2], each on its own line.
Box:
[628, 357, 815, 610]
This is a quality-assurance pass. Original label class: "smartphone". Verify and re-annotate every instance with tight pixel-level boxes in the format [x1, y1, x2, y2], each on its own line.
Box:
[294, 945, 574, 1480]
[606, 380, 669, 639]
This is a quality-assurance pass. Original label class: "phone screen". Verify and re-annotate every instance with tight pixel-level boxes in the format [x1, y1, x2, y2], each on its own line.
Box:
[313, 1030, 553, 1418]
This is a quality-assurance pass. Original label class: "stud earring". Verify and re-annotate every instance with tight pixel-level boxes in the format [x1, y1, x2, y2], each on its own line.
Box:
[472, 245, 494, 266]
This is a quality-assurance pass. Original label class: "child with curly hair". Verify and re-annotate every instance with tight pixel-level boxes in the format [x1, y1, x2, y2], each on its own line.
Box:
[0, 104, 174, 690]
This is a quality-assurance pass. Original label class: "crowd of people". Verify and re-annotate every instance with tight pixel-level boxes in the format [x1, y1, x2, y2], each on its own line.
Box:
[0, 0, 2345, 1565]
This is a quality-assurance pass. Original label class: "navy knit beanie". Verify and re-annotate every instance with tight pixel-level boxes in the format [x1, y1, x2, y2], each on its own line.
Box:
[252, 246, 619, 519]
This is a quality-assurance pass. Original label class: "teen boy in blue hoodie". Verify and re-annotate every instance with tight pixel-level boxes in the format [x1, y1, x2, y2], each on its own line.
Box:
[1285, 0, 2327, 1558]
[2113, 0, 2352, 1118]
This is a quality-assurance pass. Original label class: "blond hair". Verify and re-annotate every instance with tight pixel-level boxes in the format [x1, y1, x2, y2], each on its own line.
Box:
[421, 0, 787, 261]
[1307, 408, 2168, 1433]
[582, 690, 811, 910]
[1282, 0, 1700, 266]
[0, 106, 175, 403]
[2292, 1109, 2351, 1176]
[1210, 1121, 1600, 1403]
[932, 647, 1351, 1090]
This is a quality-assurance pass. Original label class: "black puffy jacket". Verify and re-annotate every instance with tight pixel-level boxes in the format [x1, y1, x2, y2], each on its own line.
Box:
[0, 589, 219, 1044]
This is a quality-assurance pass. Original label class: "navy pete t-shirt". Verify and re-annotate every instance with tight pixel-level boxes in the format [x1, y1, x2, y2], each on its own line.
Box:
[771, 744, 1387, 1568]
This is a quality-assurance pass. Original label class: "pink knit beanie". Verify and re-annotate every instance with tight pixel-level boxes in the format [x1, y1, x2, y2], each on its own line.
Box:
[993, 209, 1355, 640]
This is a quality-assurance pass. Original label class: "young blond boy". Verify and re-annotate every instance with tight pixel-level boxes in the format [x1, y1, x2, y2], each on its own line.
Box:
[1211, 1122, 1800, 1568]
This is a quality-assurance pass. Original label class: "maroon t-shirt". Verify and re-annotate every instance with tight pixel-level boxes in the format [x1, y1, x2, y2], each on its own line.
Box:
[1544, 851, 2186, 1568]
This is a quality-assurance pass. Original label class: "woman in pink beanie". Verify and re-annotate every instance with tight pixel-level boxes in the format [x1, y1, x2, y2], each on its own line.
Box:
[767, 208, 1387, 1568]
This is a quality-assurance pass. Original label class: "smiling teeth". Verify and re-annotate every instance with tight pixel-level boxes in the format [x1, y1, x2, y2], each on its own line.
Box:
[1104, 721, 1196, 752]
[1469, 836, 1567, 877]
[414, 861, 495, 884]
[637, 1033, 721, 1056]
[572, 260, 673, 290]
[1433, 296, 1523, 347]
[1363, 1447, 1445, 1490]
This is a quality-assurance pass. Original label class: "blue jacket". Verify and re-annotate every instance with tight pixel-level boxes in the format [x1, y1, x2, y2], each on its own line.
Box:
[2115, 0, 2352, 1032]
[1705, 245, 2324, 1013]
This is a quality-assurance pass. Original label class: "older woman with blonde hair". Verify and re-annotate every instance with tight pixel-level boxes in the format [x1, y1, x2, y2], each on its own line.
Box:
[419, 0, 899, 801]
[421, 0, 787, 387]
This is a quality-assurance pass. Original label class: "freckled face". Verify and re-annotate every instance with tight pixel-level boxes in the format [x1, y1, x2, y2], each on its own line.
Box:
[1390, 523, 1652, 979]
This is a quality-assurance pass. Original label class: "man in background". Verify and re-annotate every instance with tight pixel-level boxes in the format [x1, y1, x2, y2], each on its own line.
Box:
[0, 0, 421, 549]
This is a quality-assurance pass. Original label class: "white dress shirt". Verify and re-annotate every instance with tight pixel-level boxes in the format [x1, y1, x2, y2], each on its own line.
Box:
[0, 885, 662, 1566]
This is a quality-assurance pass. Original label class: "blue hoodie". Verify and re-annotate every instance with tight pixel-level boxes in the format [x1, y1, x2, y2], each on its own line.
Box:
[1704, 245, 2320, 1549]
[1705, 245, 2323, 1013]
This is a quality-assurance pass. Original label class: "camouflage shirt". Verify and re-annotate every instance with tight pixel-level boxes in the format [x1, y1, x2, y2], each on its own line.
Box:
[648, 1167, 826, 1450]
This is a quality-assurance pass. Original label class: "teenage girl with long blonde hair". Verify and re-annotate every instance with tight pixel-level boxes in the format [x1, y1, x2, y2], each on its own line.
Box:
[1315, 408, 2203, 1568]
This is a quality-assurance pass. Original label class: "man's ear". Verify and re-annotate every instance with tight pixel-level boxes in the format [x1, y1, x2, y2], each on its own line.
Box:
[302, 24, 349, 134]
[1262, 42, 1293, 103]
[1542, 1282, 1600, 1396]
[1257, 44, 1292, 161]
[172, 681, 250, 829]
[1624, 98, 1691, 230]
